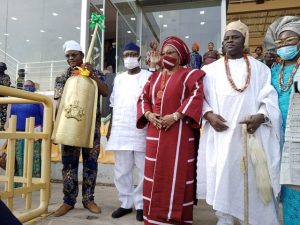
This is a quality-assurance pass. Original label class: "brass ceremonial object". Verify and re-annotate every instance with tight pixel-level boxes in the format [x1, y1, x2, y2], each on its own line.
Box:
[52, 12, 104, 148]
[52, 76, 98, 148]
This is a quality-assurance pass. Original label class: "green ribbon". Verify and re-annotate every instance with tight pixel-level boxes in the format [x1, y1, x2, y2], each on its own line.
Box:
[90, 12, 105, 31]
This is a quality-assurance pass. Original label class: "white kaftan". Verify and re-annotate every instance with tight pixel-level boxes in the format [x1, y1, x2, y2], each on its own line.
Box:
[197, 56, 282, 225]
[280, 70, 300, 186]
[106, 69, 151, 152]
[106, 69, 151, 210]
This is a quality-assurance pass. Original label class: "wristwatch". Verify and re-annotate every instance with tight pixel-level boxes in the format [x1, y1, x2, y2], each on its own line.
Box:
[172, 113, 179, 121]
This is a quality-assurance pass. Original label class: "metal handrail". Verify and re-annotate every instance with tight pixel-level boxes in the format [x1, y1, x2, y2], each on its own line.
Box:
[0, 86, 53, 223]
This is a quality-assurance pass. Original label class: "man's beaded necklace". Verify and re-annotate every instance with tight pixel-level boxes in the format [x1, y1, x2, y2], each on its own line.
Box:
[224, 54, 251, 93]
[278, 56, 300, 92]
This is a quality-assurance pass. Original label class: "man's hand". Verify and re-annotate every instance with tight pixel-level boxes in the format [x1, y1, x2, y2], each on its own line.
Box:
[205, 112, 229, 132]
[239, 114, 265, 134]
[82, 63, 108, 97]
[82, 63, 93, 74]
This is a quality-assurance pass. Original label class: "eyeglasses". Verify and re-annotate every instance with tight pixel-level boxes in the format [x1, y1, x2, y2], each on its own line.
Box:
[160, 50, 177, 56]
[275, 36, 299, 47]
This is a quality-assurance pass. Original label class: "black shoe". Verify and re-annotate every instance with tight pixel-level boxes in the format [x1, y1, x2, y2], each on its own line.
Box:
[136, 209, 144, 222]
[111, 207, 133, 218]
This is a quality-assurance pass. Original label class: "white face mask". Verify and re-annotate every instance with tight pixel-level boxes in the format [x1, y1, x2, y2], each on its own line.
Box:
[124, 57, 140, 69]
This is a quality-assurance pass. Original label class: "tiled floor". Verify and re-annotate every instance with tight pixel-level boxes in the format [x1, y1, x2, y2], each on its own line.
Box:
[4, 182, 282, 225]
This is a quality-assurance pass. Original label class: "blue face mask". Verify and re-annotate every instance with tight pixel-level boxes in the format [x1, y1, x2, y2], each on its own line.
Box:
[23, 86, 35, 92]
[277, 44, 300, 60]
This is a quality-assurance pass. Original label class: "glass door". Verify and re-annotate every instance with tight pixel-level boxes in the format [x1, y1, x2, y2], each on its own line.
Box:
[89, 0, 104, 71]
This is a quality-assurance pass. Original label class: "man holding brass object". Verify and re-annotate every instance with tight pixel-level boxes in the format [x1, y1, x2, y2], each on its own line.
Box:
[52, 40, 108, 217]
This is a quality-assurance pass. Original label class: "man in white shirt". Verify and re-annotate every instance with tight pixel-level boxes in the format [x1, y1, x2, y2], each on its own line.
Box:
[197, 20, 282, 225]
[106, 42, 151, 222]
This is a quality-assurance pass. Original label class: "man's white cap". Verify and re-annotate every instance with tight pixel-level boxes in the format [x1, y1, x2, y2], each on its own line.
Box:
[63, 40, 82, 53]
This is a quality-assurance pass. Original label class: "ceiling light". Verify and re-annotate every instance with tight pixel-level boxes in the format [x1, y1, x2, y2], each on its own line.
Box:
[163, 24, 168, 28]
[52, 12, 58, 16]
[131, 17, 136, 21]
[200, 11, 205, 14]
[4, 33, 9, 36]
[75, 26, 80, 30]
[200, 22, 205, 25]
[26, 39, 30, 42]
[127, 30, 132, 34]
[158, 15, 163, 18]
[11, 17, 18, 20]
[58, 37, 63, 39]
[40, 29, 45, 33]
[185, 36, 189, 39]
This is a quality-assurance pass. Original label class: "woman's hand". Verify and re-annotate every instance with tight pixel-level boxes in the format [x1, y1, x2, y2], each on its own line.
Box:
[161, 112, 182, 131]
[146, 112, 162, 129]
[160, 114, 176, 131]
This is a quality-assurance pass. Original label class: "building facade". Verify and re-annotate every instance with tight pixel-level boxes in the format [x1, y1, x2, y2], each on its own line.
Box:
[0, 0, 225, 91]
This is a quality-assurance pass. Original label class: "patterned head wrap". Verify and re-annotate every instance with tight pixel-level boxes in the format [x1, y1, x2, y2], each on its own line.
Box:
[264, 16, 300, 54]
[161, 36, 190, 66]
[225, 20, 249, 47]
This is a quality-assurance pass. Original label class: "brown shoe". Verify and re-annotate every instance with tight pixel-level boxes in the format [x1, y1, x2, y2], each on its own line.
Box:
[84, 201, 101, 214]
[53, 203, 74, 217]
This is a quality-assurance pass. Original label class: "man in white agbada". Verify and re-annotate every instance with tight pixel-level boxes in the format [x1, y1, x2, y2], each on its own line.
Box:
[197, 20, 282, 225]
[106, 42, 151, 222]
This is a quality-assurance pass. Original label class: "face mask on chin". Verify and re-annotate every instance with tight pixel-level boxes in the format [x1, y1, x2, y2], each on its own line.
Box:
[161, 55, 178, 70]
[124, 57, 140, 70]
[277, 43, 300, 61]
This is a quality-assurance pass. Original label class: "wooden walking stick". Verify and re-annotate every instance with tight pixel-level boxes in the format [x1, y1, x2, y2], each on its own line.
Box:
[241, 124, 249, 225]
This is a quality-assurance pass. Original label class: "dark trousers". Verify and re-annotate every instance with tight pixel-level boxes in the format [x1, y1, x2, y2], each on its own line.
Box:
[61, 125, 100, 206]
[0, 104, 8, 130]
[0, 200, 22, 225]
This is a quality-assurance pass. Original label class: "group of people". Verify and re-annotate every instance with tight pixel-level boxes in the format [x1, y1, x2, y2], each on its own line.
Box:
[0, 65, 42, 181]
[0, 15, 299, 225]
[146, 39, 220, 71]
[49, 15, 300, 225]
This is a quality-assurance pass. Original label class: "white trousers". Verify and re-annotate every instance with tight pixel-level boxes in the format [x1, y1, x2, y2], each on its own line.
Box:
[216, 211, 247, 225]
[114, 151, 145, 210]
